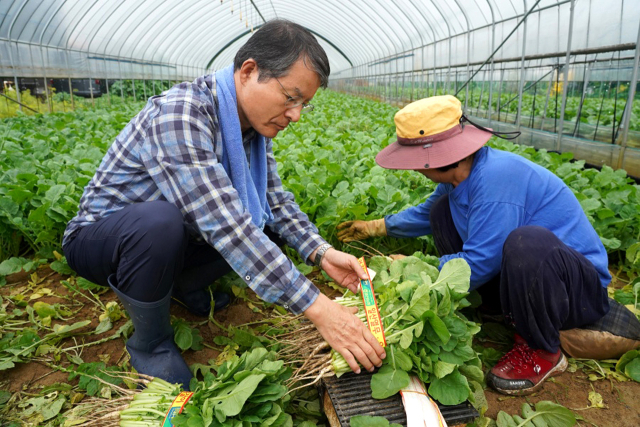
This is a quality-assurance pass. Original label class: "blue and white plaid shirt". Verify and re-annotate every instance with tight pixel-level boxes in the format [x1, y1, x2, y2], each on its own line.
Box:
[63, 75, 324, 313]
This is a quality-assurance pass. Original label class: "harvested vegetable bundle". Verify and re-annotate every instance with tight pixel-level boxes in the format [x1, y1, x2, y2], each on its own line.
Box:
[280, 254, 484, 406]
[66, 347, 296, 427]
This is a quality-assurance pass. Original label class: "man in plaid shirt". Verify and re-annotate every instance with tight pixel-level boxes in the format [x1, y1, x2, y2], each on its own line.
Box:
[63, 20, 385, 389]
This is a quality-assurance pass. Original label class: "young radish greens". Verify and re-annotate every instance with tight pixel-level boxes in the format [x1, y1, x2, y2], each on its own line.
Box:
[67, 347, 299, 427]
[278, 254, 483, 406]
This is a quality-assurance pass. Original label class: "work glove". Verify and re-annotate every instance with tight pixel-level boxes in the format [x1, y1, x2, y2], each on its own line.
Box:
[336, 219, 387, 242]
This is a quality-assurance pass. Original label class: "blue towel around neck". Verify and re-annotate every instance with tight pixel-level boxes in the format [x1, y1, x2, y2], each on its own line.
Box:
[214, 65, 272, 229]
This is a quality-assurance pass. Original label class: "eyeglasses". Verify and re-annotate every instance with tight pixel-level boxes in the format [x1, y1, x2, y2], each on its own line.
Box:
[274, 77, 314, 114]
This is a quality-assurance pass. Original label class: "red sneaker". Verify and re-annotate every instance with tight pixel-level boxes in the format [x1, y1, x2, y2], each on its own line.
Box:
[487, 334, 567, 396]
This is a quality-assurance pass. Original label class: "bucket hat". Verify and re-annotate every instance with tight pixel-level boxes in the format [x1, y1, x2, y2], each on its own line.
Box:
[376, 95, 517, 170]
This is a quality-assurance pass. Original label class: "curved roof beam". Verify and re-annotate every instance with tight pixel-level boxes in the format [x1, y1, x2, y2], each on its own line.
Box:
[302, 0, 389, 64]
[138, 1, 196, 64]
[112, 1, 153, 74]
[158, 1, 249, 69]
[15, 0, 48, 42]
[387, 0, 421, 52]
[44, 0, 85, 46]
[439, 0, 466, 35]
[84, 0, 127, 54]
[0, 1, 20, 31]
[38, 0, 68, 47]
[7, 0, 29, 41]
[362, 0, 408, 54]
[156, 2, 224, 66]
[194, 0, 386, 71]
[117, 0, 175, 59]
[406, 0, 439, 76]
[151, 0, 260, 69]
[169, 5, 277, 68]
[145, 0, 211, 65]
[334, 0, 398, 65]
[67, 0, 116, 50]
[405, 0, 438, 45]
[37, 0, 69, 81]
[63, 0, 99, 50]
[426, 0, 453, 80]
[453, 0, 472, 104]
[203, 24, 354, 70]
[123, 0, 173, 77]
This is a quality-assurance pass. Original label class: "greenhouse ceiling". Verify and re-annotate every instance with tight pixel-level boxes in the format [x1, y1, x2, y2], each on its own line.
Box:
[1, 0, 638, 80]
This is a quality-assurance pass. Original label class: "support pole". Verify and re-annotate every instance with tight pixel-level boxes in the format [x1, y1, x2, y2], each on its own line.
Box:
[516, 0, 529, 129]
[616, 18, 640, 169]
[556, 0, 576, 151]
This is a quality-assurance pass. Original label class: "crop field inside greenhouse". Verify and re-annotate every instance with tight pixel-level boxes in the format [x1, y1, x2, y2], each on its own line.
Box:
[1, 1, 640, 427]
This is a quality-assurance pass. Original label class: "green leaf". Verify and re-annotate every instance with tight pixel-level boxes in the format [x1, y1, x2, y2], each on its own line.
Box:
[615, 349, 639, 373]
[18, 394, 66, 421]
[579, 198, 601, 213]
[296, 263, 314, 275]
[350, 415, 398, 427]
[624, 357, 640, 382]
[423, 311, 450, 344]
[626, 242, 640, 267]
[33, 302, 57, 319]
[370, 365, 410, 399]
[0, 258, 26, 276]
[208, 373, 266, 417]
[405, 283, 430, 319]
[431, 259, 471, 294]
[434, 360, 456, 378]
[173, 320, 194, 351]
[368, 256, 393, 276]
[51, 320, 91, 335]
[427, 369, 469, 405]
[50, 259, 74, 275]
[531, 401, 576, 426]
[497, 411, 518, 427]
[392, 347, 413, 371]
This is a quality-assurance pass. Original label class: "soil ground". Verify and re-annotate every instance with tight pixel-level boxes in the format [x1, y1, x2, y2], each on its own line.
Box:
[1, 266, 639, 426]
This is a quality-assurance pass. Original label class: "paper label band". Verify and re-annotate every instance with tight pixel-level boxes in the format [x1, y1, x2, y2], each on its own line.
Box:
[162, 391, 194, 427]
[358, 257, 386, 347]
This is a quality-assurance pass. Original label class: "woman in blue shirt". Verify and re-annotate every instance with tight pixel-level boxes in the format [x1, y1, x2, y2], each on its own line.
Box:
[338, 95, 638, 396]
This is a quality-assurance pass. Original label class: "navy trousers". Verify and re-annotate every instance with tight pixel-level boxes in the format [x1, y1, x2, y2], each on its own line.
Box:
[430, 194, 610, 353]
[64, 201, 273, 303]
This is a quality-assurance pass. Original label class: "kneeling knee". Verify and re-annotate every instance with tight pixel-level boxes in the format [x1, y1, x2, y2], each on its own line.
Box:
[504, 226, 556, 255]
[133, 201, 185, 245]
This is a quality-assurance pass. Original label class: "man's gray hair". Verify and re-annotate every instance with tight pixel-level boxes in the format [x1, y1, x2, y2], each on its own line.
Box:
[234, 19, 330, 88]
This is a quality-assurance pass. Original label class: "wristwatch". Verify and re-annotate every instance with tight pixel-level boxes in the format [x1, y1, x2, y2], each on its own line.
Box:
[313, 243, 333, 268]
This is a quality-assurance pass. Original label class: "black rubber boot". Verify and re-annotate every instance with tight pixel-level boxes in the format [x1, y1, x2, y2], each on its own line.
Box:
[108, 274, 193, 390]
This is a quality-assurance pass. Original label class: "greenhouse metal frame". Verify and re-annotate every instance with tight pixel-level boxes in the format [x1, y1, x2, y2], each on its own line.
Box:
[1, 0, 639, 175]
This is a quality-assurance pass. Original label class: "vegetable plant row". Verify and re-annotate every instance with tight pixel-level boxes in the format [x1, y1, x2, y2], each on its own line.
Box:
[0, 89, 638, 276]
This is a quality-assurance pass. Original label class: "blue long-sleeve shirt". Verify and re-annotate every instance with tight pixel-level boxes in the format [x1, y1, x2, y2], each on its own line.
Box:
[384, 146, 611, 290]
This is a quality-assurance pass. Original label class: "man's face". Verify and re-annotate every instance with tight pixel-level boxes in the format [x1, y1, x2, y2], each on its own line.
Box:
[235, 58, 321, 138]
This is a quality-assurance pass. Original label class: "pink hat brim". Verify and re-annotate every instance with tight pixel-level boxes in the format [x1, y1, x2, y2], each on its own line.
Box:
[375, 124, 492, 170]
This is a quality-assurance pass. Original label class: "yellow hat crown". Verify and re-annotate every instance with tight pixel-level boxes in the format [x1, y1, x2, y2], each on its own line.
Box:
[394, 95, 462, 139]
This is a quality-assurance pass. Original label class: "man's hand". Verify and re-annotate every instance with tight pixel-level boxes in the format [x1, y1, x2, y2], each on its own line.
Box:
[304, 293, 386, 373]
[336, 219, 387, 242]
[320, 248, 368, 294]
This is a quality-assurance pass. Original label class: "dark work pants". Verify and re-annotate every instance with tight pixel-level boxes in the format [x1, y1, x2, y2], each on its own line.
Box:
[430, 194, 610, 353]
[64, 201, 274, 303]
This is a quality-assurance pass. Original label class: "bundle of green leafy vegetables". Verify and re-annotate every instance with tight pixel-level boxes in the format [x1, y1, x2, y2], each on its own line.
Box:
[66, 347, 312, 427]
[284, 254, 484, 407]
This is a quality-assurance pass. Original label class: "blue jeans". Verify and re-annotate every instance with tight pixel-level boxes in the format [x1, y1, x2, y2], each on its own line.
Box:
[430, 194, 609, 353]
